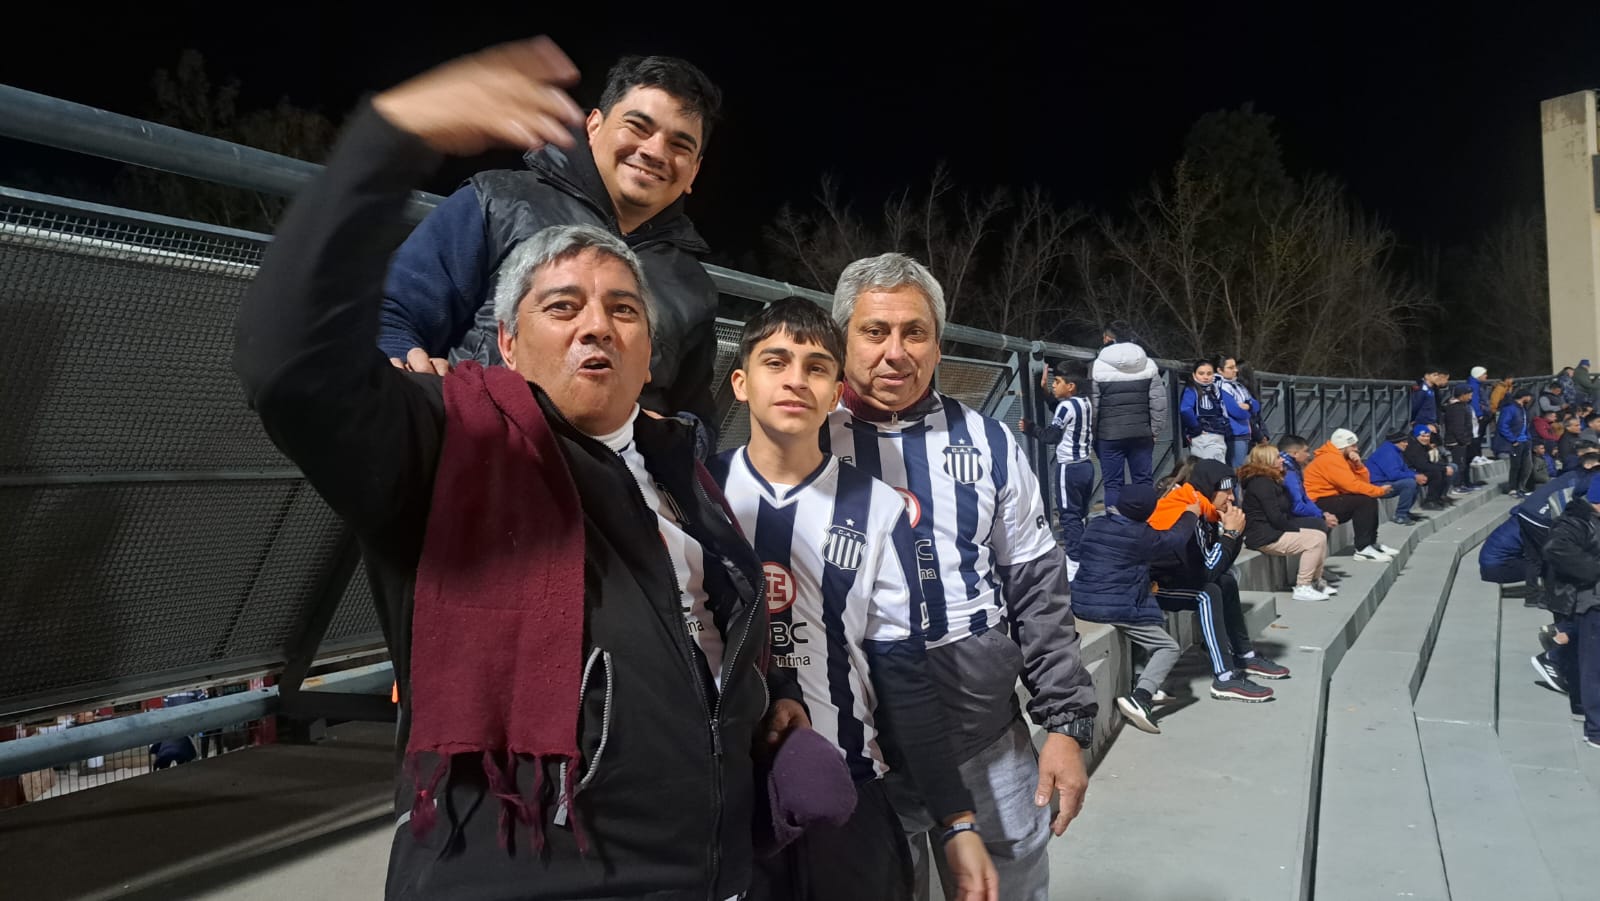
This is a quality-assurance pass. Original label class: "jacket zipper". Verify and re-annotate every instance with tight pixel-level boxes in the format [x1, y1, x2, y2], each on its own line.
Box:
[690, 473, 765, 901]
[615, 451, 762, 900]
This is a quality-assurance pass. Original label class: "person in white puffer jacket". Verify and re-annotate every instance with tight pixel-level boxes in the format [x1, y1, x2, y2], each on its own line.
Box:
[1090, 322, 1168, 510]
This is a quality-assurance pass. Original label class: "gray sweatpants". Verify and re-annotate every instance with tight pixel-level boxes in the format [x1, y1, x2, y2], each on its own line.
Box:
[1116, 622, 1182, 695]
[886, 719, 1052, 901]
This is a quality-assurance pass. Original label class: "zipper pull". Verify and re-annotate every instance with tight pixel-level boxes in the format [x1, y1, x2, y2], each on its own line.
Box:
[710, 722, 723, 757]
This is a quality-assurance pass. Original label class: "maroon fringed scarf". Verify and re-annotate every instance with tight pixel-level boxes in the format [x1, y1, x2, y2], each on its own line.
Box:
[404, 361, 587, 853]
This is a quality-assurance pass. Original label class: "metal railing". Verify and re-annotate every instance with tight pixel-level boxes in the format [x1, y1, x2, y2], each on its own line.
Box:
[0, 82, 1562, 775]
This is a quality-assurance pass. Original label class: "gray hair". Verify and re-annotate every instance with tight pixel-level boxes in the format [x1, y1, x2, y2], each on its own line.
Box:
[493, 224, 653, 336]
[831, 252, 947, 340]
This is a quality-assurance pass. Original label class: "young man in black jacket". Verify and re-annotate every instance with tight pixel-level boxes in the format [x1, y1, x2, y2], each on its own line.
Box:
[380, 52, 724, 441]
[234, 38, 803, 900]
[1441, 383, 1480, 491]
[1541, 479, 1600, 750]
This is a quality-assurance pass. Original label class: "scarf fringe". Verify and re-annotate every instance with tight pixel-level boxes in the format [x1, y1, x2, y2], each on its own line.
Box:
[405, 750, 587, 855]
[406, 754, 449, 839]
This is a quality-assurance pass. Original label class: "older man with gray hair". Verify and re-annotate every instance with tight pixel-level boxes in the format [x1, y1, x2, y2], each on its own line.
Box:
[822, 252, 1098, 900]
[234, 37, 804, 900]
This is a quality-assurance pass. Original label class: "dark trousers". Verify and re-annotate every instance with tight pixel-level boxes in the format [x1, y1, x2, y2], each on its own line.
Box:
[1516, 516, 1549, 590]
[1507, 443, 1534, 493]
[751, 778, 913, 901]
[1156, 573, 1253, 678]
[1316, 493, 1381, 549]
[1415, 465, 1450, 504]
[1577, 609, 1600, 743]
[1096, 436, 1154, 511]
[1055, 459, 1096, 560]
[1448, 445, 1472, 488]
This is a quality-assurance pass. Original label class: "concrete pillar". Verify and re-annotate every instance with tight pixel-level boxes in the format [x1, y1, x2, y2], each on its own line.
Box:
[1541, 91, 1600, 371]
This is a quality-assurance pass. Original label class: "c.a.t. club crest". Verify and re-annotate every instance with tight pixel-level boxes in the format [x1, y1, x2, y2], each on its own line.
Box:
[942, 440, 984, 484]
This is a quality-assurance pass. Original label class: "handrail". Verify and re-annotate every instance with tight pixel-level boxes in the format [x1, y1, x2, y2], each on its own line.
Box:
[2, 81, 1520, 388]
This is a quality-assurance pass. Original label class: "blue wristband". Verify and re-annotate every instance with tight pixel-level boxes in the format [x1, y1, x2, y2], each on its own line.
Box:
[940, 821, 980, 845]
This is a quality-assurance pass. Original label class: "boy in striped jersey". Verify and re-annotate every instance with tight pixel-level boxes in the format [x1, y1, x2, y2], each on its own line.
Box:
[1020, 361, 1094, 577]
[711, 298, 996, 901]
[825, 254, 1097, 901]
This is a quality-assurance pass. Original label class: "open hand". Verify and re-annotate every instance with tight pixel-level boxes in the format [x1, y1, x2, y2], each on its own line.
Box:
[1033, 733, 1088, 836]
[943, 823, 999, 901]
[373, 37, 583, 156]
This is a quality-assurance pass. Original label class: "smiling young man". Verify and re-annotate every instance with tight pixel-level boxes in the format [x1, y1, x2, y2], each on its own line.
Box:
[379, 53, 724, 437]
[821, 253, 1097, 901]
[710, 298, 996, 901]
[235, 38, 802, 900]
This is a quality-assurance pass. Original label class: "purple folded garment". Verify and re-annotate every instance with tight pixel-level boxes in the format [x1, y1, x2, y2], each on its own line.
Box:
[756, 726, 857, 855]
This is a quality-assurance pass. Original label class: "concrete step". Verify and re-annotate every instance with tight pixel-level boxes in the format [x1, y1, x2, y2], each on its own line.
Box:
[1496, 593, 1600, 900]
[1313, 499, 1510, 901]
[1050, 477, 1508, 900]
[1414, 574, 1558, 901]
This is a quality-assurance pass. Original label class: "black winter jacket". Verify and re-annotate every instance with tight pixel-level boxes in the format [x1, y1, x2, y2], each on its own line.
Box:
[1240, 474, 1297, 549]
[1441, 400, 1475, 447]
[1544, 499, 1600, 618]
[379, 128, 719, 431]
[236, 104, 785, 901]
[1071, 512, 1198, 625]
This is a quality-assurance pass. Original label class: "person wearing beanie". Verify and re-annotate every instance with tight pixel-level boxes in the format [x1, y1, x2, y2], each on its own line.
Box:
[1495, 389, 1537, 497]
[1302, 429, 1399, 561]
[1441, 383, 1483, 491]
[1147, 459, 1291, 702]
[1539, 475, 1600, 749]
[1402, 424, 1457, 511]
[1468, 366, 1489, 422]
[1364, 428, 1425, 525]
[1070, 483, 1201, 734]
[1238, 444, 1337, 601]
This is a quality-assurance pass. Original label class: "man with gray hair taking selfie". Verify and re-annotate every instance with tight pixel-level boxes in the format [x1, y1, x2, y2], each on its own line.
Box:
[822, 252, 1098, 901]
[234, 37, 804, 900]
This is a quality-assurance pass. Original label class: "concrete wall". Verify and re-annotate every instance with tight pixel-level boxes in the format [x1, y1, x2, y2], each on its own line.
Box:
[1542, 90, 1600, 369]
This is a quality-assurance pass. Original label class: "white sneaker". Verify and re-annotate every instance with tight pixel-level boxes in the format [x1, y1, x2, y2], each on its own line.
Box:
[1292, 585, 1329, 601]
[1355, 546, 1393, 562]
[1315, 579, 1339, 595]
[1378, 543, 1400, 556]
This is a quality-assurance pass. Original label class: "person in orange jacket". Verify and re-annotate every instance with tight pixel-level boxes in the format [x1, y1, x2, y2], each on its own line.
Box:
[1302, 428, 1399, 563]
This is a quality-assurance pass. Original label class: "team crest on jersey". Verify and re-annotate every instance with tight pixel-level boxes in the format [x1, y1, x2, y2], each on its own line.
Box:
[763, 563, 796, 614]
[942, 441, 984, 484]
[822, 522, 868, 571]
[895, 487, 922, 527]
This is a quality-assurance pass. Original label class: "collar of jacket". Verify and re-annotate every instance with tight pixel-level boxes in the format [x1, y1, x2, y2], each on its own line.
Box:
[523, 131, 710, 255]
[841, 383, 940, 424]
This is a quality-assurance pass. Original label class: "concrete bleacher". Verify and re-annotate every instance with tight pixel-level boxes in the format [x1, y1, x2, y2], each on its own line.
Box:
[1051, 459, 1515, 901]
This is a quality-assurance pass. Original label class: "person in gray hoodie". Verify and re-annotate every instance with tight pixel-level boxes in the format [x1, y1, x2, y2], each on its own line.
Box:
[1091, 322, 1168, 510]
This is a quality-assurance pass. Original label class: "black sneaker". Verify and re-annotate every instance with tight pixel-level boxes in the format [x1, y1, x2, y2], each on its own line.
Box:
[1238, 655, 1291, 680]
[1538, 624, 1558, 656]
[1116, 693, 1161, 734]
[1532, 653, 1569, 694]
[1211, 675, 1274, 702]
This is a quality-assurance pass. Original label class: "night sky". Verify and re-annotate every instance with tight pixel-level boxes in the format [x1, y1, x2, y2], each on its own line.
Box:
[3, 1, 1597, 267]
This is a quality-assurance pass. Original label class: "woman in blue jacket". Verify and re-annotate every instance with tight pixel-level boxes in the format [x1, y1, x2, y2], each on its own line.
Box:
[1179, 359, 1239, 463]
[1212, 355, 1257, 467]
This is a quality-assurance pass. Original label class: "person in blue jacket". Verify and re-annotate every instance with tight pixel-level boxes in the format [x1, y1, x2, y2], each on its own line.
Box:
[1212, 355, 1257, 467]
[1411, 368, 1448, 428]
[1278, 435, 1341, 533]
[377, 54, 725, 440]
[1178, 358, 1241, 463]
[1365, 428, 1424, 525]
[1070, 483, 1199, 735]
[1496, 389, 1536, 496]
